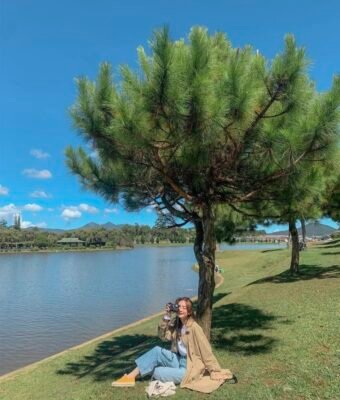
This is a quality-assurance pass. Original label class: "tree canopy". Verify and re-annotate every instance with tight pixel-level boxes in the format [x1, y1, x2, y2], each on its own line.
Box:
[66, 27, 340, 338]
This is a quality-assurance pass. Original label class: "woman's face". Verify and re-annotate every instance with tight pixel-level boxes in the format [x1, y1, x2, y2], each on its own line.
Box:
[177, 300, 189, 320]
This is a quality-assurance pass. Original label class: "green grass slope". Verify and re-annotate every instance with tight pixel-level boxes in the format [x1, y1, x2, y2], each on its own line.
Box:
[1, 241, 339, 400]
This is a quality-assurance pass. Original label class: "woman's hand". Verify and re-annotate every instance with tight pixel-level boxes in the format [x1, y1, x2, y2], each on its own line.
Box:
[163, 304, 171, 321]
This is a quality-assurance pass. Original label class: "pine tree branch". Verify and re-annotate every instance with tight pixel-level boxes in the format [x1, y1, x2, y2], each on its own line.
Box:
[161, 194, 193, 221]
[174, 199, 192, 215]
[162, 220, 191, 228]
[245, 86, 281, 135]
[152, 148, 193, 201]
[293, 143, 329, 165]
[227, 202, 281, 218]
[256, 106, 291, 119]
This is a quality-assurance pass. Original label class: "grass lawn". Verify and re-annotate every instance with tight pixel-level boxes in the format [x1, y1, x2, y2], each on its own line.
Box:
[0, 240, 339, 400]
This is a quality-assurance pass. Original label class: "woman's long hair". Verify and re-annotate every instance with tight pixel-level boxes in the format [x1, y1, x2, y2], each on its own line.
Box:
[175, 297, 195, 331]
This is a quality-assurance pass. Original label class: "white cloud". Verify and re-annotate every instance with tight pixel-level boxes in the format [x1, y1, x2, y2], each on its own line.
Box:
[146, 203, 158, 213]
[86, 142, 98, 159]
[79, 203, 99, 214]
[0, 185, 9, 196]
[90, 150, 99, 159]
[23, 203, 43, 212]
[61, 208, 82, 221]
[30, 190, 51, 198]
[0, 204, 46, 227]
[0, 204, 19, 221]
[21, 220, 32, 229]
[30, 149, 50, 159]
[104, 207, 119, 214]
[173, 203, 186, 211]
[21, 220, 47, 229]
[23, 169, 52, 179]
[60, 203, 99, 220]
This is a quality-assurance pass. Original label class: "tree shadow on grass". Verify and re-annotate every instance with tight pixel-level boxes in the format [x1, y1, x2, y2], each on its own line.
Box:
[57, 292, 232, 382]
[317, 244, 340, 249]
[315, 239, 340, 249]
[261, 248, 286, 253]
[211, 303, 288, 355]
[322, 251, 340, 256]
[248, 264, 340, 285]
[57, 302, 282, 381]
[190, 292, 231, 311]
[57, 334, 162, 381]
[212, 291, 230, 304]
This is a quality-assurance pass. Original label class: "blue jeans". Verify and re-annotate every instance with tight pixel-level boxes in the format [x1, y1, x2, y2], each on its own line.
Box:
[135, 346, 187, 384]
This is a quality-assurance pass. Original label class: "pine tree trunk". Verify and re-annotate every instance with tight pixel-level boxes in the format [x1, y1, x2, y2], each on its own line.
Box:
[289, 219, 299, 274]
[194, 204, 216, 341]
[287, 230, 291, 248]
[300, 218, 307, 249]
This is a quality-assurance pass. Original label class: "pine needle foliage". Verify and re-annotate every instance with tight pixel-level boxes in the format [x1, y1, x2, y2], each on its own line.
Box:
[67, 28, 339, 212]
[66, 27, 340, 337]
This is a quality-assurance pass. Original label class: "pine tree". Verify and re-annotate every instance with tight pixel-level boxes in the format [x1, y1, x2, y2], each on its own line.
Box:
[13, 214, 22, 230]
[66, 27, 340, 339]
[323, 161, 340, 224]
[251, 161, 336, 273]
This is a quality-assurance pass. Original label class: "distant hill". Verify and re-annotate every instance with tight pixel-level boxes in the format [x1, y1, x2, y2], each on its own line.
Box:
[79, 222, 101, 229]
[269, 222, 336, 237]
[80, 222, 124, 230]
[32, 222, 130, 232]
[103, 222, 124, 229]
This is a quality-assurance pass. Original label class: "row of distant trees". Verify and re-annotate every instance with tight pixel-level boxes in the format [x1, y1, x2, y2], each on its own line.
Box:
[0, 215, 22, 230]
[0, 224, 196, 249]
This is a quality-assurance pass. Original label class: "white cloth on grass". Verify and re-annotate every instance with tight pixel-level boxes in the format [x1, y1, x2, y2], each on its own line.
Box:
[145, 380, 177, 397]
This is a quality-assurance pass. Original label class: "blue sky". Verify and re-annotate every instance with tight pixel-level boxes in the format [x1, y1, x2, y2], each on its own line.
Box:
[0, 0, 339, 231]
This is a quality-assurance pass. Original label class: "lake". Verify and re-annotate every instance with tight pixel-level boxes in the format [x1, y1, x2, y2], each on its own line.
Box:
[0, 243, 284, 376]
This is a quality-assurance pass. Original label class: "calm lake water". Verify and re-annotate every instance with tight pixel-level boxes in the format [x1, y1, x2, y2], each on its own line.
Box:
[0, 243, 283, 376]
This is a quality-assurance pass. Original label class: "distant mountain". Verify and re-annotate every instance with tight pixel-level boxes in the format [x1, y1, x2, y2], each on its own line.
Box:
[80, 222, 123, 230]
[23, 222, 143, 233]
[269, 222, 336, 237]
[102, 222, 123, 229]
[80, 222, 101, 230]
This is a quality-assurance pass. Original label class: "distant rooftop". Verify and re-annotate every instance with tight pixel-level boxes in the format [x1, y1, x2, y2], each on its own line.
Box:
[57, 238, 84, 243]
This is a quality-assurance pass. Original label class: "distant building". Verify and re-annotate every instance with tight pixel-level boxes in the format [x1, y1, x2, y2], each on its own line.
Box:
[235, 234, 287, 243]
[87, 238, 106, 247]
[57, 237, 85, 247]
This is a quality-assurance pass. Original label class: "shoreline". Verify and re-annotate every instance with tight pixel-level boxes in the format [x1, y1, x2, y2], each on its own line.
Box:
[0, 243, 192, 256]
[0, 246, 133, 256]
[0, 241, 285, 256]
[0, 272, 224, 382]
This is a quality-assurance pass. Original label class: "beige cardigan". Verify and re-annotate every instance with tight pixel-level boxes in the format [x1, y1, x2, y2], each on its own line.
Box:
[158, 316, 233, 393]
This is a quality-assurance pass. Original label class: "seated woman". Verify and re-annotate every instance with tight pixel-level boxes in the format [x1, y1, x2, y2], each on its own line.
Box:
[112, 297, 236, 393]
